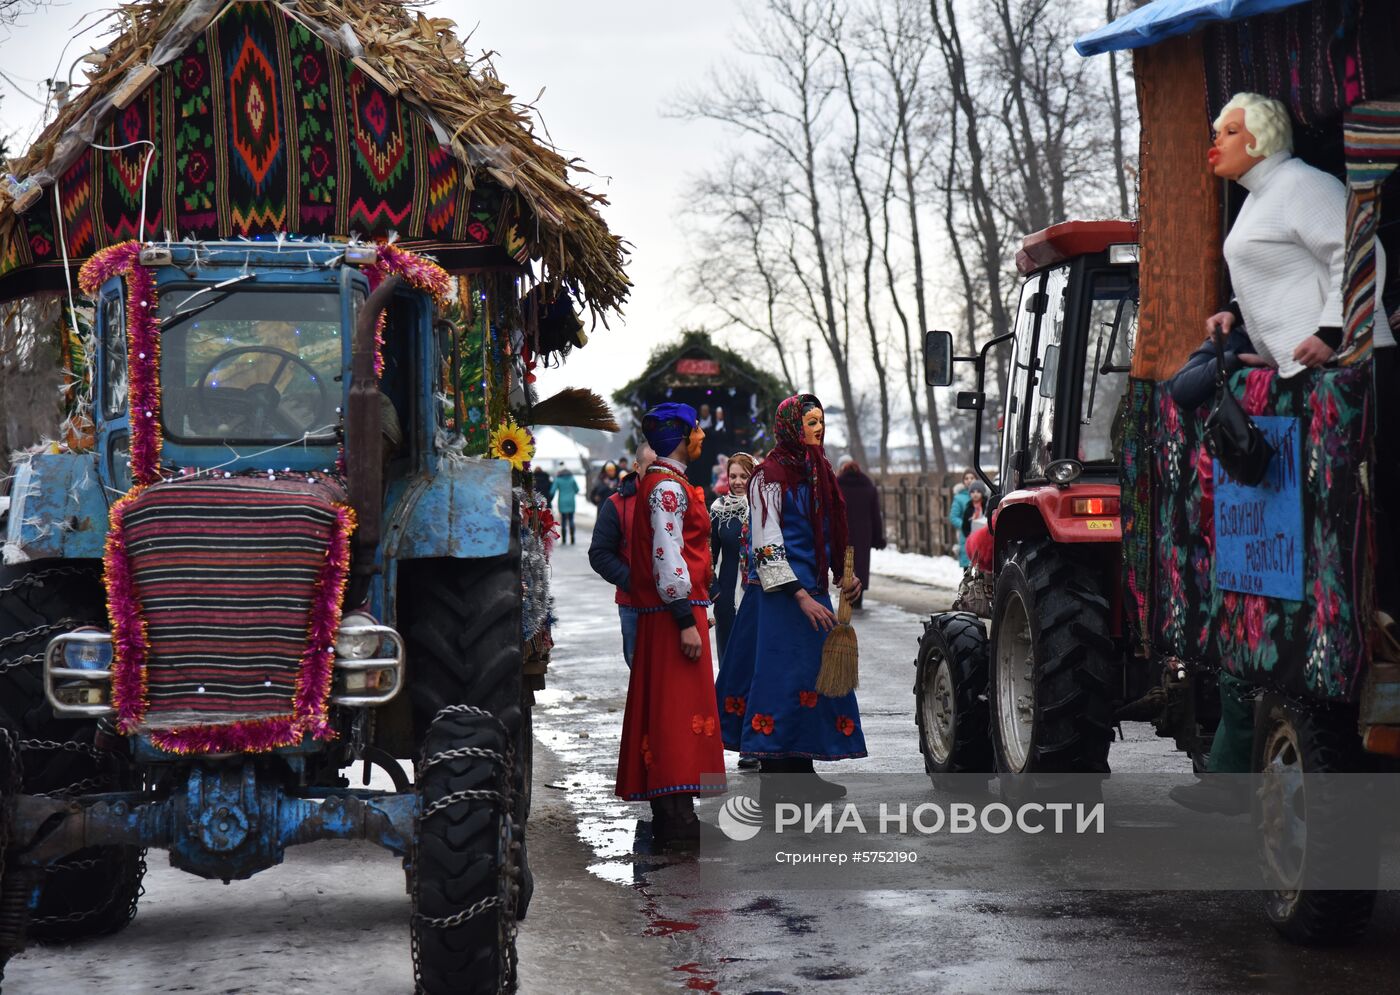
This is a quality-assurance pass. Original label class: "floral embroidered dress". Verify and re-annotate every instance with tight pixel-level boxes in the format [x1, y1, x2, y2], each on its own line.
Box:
[719, 479, 867, 760]
[615, 457, 727, 801]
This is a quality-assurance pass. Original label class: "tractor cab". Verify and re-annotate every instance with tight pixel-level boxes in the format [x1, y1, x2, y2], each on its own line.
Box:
[917, 220, 1143, 786]
[927, 219, 1139, 547]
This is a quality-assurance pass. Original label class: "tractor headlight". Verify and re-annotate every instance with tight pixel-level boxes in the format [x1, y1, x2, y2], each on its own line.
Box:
[335, 612, 380, 660]
[1047, 459, 1082, 486]
[64, 632, 114, 671]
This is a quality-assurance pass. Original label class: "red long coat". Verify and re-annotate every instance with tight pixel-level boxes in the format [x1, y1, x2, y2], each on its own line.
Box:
[615, 464, 727, 801]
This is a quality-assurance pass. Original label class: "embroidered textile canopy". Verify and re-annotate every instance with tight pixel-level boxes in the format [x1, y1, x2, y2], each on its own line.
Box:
[0, 0, 629, 315]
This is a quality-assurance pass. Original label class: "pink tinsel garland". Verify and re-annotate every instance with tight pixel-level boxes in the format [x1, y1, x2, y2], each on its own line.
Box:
[365, 243, 451, 378]
[78, 241, 162, 485]
[104, 489, 150, 732]
[292, 503, 356, 741]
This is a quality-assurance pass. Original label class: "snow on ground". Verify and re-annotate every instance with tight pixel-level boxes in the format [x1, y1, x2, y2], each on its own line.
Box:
[869, 546, 966, 589]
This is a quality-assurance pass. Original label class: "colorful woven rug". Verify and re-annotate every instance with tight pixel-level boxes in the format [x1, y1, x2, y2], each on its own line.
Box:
[1147, 367, 1372, 701]
[106, 475, 353, 753]
[2, 0, 526, 299]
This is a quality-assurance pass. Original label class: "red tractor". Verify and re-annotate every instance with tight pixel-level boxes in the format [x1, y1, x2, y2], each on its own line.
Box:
[916, 221, 1210, 782]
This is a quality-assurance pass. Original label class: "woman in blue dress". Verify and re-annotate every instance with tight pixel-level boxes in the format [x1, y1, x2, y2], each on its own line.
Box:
[715, 394, 865, 799]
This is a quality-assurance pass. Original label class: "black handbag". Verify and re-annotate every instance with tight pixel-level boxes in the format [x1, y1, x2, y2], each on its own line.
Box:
[1202, 332, 1275, 486]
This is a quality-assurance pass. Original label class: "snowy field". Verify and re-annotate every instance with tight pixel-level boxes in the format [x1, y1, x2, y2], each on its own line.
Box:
[870, 547, 966, 589]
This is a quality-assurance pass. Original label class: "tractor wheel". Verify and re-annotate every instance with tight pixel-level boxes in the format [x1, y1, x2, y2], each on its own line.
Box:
[399, 543, 532, 919]
[0, 563, 145, 942]
[0, 725, 27, 981]
[989, 539, 1117, 784]
[399, 546, 524, 753]
[1252, 694, 1377, 945]
[915, 613, 992, 785]
[412, 706, 520, 994]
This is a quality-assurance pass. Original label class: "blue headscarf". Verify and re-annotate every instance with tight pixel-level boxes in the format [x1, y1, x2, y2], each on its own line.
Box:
[641, 402, 698, 457]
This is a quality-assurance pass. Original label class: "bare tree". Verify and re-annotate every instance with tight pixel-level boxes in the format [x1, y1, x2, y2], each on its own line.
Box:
[1105, 0, 1134, 217]
[674, 0, 870, 466]
[679, 0, 1137, 473]
[823, 5, 891, 474]
[684, 155, 799, 390]
[862, 0, 942, 473]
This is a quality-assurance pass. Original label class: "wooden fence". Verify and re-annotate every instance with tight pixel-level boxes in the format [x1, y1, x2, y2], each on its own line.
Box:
[875, 472, 963, 558]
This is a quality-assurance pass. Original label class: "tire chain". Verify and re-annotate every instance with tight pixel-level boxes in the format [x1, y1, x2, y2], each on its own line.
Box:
[0, 619, 83, 670]
[411, 704, 519, 995]
[1, 568, 142, 945]
[10, 730, 147, 932]
[0, 565, 104, 675]
[0, 726, 25, 980]
[0, 567, 94, 602]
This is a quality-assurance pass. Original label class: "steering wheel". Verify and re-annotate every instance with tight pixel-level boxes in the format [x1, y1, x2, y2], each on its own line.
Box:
[194, 346, 332, 437]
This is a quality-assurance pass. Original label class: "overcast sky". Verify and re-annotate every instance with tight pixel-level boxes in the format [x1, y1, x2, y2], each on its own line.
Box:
[0, 0, 746, 404]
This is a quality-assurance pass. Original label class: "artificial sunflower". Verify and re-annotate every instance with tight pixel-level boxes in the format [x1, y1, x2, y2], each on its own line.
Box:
[488, 419, 535, 472]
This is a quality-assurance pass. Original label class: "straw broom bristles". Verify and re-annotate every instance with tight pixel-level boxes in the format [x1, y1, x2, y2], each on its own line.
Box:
[529, 387, 619, 432]
[816, 547, 858, 698]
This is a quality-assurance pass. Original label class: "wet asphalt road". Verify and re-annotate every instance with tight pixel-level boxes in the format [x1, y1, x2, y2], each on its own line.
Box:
[6, 523, 1400, 994]
[537, 523, 1400, 994]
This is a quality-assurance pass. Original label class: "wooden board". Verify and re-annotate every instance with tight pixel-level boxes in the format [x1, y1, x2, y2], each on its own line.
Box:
[1132, 33, 1223, 382]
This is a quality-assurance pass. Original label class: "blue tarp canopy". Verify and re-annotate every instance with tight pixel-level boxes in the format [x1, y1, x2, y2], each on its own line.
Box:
[1074, 0, 1311, 56]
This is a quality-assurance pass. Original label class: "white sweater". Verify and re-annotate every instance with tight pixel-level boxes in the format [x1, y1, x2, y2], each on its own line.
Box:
[1224, 151, 1393, 378]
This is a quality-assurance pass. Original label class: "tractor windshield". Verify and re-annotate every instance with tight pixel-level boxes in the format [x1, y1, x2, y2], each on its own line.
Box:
[158, 287, 343, 445]
[1077, 270, 1136, 466]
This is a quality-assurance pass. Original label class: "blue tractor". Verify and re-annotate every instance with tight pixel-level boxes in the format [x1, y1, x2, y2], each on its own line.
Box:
[0, 238, 535, 992]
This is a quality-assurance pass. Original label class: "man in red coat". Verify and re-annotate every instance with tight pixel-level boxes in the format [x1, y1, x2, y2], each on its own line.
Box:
[615, 403, 726, 845]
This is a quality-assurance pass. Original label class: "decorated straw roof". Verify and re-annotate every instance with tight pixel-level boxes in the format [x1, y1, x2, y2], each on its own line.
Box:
[615, 329, 790, 408]
[0, 0, 629, 314]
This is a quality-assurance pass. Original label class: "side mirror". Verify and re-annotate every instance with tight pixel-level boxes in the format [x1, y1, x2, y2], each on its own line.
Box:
[924, 329, 953, 387]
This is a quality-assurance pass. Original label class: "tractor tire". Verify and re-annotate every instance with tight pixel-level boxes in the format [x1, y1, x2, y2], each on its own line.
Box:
[412, 706, 520, 994]
[0, 563, 145, 942]
[399, 544, 533, 918]
[1252, 694, 1377, 945]
[0, 725, 27, 981]
[914, 612, 992, 784]
[400, 551, 524, 745]
[989, 539, 1117, 782]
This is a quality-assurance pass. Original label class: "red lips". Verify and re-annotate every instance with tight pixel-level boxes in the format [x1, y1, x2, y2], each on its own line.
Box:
[1208, 148, 1222, 164]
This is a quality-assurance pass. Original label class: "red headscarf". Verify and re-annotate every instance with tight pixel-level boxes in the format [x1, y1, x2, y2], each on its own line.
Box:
[751, 394, 848, 587]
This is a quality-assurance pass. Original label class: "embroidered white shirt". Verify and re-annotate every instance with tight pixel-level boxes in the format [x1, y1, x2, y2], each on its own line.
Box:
[750, 481, 799, 591]
[1225, 151, 1393, 378]
[647, 457, 691, 603]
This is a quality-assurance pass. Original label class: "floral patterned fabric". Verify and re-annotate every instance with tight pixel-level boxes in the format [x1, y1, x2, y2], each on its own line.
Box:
[1142, 366, 1373, 701]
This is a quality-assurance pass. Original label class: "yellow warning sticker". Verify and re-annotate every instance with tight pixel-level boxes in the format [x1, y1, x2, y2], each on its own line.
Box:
[1085, 520, 1115, 530]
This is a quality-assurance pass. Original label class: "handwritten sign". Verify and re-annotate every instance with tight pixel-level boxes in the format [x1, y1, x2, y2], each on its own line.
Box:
[675, 358, 721, 376]
[1214, 416, 1303, 601]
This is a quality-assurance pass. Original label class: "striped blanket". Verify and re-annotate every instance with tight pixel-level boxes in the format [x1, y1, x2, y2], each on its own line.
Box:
[109, 476, 352, 748]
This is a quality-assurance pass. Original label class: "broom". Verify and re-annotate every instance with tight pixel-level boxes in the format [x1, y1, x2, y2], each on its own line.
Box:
[528, 387, 620, 432]
[816, 548, 859, 697]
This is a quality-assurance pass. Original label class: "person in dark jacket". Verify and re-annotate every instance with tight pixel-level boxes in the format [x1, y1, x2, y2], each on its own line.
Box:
[588, 461, 620, 506]
[532, 465, 552, 503]
[836, 456, 886, 610]
[961, 485, 989, 540]
[1165, 321, 1261, 409]
[587, 445, 654, 667]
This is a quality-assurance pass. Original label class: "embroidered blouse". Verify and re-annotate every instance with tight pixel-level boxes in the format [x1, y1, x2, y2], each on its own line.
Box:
[751, 481, 799, 593]
[648, 456, 692, 605]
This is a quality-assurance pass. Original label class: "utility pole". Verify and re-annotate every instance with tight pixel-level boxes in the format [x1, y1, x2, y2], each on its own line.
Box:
[806, 338, 815, 392]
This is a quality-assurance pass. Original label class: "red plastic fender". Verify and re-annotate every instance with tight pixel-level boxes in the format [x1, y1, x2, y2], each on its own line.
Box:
[991, 482, 1122, 545]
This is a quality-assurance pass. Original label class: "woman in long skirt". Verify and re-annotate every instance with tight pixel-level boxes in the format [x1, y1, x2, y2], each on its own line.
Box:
[716, 394, 865, 800]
